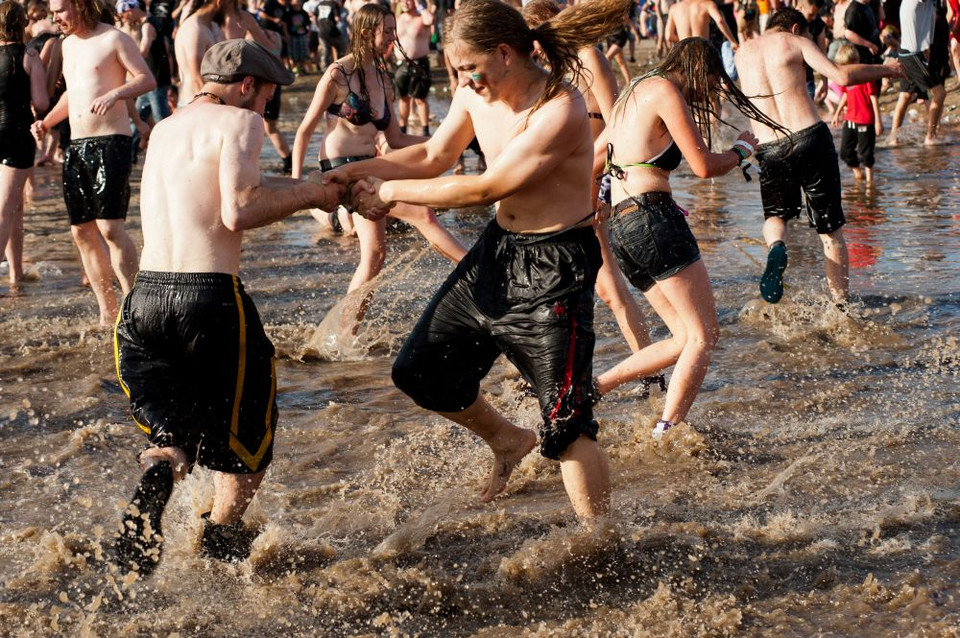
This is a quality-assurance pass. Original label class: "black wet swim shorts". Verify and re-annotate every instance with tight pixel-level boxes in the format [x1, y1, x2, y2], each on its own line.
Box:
[115, 272, 277, 474]
[395, 56, 432, 100]
[0, 127, 36, 170]
[264, 84, 282, 121]
[63, 135, 133, 225]
[755, 121, 845, 234]
[609, 191, 701, 292]
[392, 220, 602, 461]
[899, 51, 947, 93]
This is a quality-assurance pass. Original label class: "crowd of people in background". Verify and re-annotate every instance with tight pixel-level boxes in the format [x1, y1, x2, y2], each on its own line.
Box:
[0, 0, 953, 574]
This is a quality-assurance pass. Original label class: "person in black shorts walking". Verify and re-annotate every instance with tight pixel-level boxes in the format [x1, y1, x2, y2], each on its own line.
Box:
[113, 40, 346, 575]
[32, 0, 155, 325]
[735, 8, 901, 304]
[332, 0, 637, 520]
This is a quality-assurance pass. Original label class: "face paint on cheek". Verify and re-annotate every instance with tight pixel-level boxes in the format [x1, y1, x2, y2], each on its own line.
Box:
[469, 72, 482, 82]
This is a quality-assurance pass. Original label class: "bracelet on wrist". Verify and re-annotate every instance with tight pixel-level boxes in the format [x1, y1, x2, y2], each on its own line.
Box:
[730, 146, 747, 166]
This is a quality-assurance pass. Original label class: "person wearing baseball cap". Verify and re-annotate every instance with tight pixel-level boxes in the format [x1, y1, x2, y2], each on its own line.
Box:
[112, 37, 347, 575]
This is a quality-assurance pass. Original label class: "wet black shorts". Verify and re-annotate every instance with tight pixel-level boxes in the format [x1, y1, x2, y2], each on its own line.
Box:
[264, 84, 282, 121]
[755, 121, 845, 234]
[392, 220, 602, 461]
[115, 272, 278, 474]
[609, 192, 701, 292]
[395, 56, 432, 100]
[63, 134, 133, 225]
[899, 51, 946, 93]
[607, 27, 628, 49]
[0, 127, 36, 169]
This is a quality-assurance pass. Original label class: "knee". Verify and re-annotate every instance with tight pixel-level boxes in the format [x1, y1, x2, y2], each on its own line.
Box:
[820, 229, 846, 249]
[70, 222, 98, 245]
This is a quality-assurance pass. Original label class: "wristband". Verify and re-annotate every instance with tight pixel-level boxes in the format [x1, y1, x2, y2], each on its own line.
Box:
[730, 145, 747, 166]
[732, 139, 754, 156]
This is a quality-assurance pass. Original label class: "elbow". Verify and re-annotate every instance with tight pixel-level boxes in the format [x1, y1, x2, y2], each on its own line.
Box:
[690, 161, 714, 178]
[834, 69, 852, 86]
[221, 206, 246, 232]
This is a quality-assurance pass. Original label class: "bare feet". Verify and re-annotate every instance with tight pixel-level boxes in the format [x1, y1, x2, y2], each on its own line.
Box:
[886, 134, 899, 147]
[480, 428, 537, 502]
[924, 136, 946, 146]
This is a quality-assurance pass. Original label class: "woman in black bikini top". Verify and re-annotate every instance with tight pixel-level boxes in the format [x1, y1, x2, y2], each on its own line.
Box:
[593, 38, 788, 441]
[290, 3, 466, 332]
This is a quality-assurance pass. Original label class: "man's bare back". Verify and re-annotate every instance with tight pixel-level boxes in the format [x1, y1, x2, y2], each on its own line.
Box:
[667, 0, 737, 45]
[737, 28, 900, 142]
[735, 32, 822, 141]
[175, 9, 223, 102]
[139, 103, 256, 274]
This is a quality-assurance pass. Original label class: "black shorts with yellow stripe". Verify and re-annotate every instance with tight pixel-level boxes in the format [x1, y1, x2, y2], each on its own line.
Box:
[114, 271, 277, 474]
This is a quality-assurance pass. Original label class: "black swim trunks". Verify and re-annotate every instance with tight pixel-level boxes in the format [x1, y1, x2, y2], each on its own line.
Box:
[264, 84, 282, 121]
[115, 272, 277, 474]
[607, 27, 629, 49]
[395, 56, 432, 100]
[392, 220, 602, 461]
[0, 127, 36, 170]
[755, 121, 845, 234]
[899, 50, 947, 93]
[609, 191, 701, 292]
[63, 135, 133, 226]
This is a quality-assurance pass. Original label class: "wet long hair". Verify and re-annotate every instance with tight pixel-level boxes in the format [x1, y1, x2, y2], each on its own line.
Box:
[0, 1, 28, 42]
[346, 3, 393, 106]
[446, 0, 631, 116]
[613, 37, 790, 147]
[69, 0, 116, 31]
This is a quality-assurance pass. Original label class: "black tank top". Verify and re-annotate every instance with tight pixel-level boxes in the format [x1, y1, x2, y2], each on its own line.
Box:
[0, 43, 33, 130]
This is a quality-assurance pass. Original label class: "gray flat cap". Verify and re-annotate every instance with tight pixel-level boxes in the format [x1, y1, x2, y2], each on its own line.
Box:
[200, 39, 295, 86]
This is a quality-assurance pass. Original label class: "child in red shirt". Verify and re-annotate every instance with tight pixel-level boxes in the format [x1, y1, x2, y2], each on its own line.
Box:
[831, 44, 884, 182]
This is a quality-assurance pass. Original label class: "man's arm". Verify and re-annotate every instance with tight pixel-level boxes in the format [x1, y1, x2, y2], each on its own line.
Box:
[664, 6, 678, 44]
[25, 49, 49, 115]
[91, 30, 157, 115]
[420, 2, 435, 26]
[220, 112, 344, 230]
[707, 2, 738, 48]
[32, 89, 68, 140]
[799, 34, 899, 85]
[377, 94, 586, 208]
[844, 28, 878, 55]
[140, 20, 157, 58]
[330, 88, 475, 183]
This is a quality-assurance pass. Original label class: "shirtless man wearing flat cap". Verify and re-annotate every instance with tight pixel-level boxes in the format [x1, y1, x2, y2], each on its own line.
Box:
[113, 39, 348, 575]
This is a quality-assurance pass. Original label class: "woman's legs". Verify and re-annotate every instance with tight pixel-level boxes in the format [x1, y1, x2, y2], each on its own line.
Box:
[651, 261, 718, 424]
[595, 260, 718, 425]
[594, 222, 650, 353]
[388, 202, 467, 263]
[0, 165, 30, 291]
[348, 215, 387, 293]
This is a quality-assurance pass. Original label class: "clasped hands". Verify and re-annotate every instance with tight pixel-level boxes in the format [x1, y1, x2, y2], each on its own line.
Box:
[304, 169, 395, 221]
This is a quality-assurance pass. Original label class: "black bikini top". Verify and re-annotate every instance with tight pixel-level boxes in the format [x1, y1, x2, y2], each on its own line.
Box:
[605, 140, 683, 178]
[326, 65, 391, 131]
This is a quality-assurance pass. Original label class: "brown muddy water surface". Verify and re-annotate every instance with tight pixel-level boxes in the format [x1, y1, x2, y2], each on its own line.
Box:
[0, 80, 958, 636]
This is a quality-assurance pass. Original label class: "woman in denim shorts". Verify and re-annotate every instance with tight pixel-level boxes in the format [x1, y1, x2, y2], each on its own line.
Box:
[594, 37, 787, 438]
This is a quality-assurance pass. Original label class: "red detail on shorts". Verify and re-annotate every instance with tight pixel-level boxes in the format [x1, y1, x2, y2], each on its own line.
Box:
[549, 310, 577, 421]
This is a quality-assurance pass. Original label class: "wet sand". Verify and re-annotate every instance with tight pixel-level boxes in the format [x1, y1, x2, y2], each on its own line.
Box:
[1, 42, 959, 637]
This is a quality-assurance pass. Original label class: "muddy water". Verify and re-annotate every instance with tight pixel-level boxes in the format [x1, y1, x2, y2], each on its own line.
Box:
[0, 80, 958, 636]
